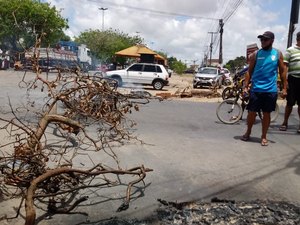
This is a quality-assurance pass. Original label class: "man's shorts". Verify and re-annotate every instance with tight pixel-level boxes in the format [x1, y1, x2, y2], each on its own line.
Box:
[286, 75, 300, 106]
[246, 92, 277, 113]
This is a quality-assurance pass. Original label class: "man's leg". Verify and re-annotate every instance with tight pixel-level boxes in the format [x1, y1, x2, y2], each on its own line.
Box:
[281, 105, 293, 129]
[297, 106, 300, 133]
[243, 111, 256, 138]
[261, 112, 271, 145]
[281, 76, 296, 130]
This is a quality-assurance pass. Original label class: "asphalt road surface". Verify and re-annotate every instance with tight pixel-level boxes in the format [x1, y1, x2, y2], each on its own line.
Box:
[50, 99, 300, 225]
[0, 71, 300, 225]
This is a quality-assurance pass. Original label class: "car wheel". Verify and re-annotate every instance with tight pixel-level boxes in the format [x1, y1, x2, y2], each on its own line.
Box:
[153, 80, 163, 90]
[193, 84, 197, 89]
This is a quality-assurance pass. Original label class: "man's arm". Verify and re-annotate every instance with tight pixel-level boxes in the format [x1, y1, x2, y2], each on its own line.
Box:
[278, 51, 287, 98]
[243, 52, 256, 93]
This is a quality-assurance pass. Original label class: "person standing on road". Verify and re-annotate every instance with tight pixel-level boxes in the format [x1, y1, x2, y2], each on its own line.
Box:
[241, 31, 287, 146]
[279, 31, 300, 133]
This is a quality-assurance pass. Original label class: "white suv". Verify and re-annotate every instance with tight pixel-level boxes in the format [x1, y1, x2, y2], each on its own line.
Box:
[105, 63, 169, 90]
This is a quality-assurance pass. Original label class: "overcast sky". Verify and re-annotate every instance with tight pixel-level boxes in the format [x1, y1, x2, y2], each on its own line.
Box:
[43, 0, 298, 65]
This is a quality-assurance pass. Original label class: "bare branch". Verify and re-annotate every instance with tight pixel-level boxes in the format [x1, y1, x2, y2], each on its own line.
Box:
[0, 36, 158, 225]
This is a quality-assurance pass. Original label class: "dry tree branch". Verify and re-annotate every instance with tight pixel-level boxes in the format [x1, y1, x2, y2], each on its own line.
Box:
[24, 166, 153, 225]
[0, 36, 159, 225]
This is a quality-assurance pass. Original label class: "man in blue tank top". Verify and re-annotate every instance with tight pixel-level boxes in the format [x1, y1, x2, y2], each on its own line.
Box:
[241, 31, 287, 146]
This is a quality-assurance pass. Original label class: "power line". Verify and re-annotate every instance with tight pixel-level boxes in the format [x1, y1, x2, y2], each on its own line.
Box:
[202, 0, 233, 62]
[221, 0, 234, 19]
[87, 0, 220, 21]
[223, 0, 244, 22]
[87, 0, 244, 64]
[201, 0, 225, 53]
[204, 0, 244, 63]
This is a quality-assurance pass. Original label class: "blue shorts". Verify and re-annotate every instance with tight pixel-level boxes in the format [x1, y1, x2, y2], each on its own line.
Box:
[246, 92, 277, 113]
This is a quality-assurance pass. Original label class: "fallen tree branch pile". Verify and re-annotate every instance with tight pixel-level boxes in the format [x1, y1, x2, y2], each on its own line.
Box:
[0, 39, 156, 225]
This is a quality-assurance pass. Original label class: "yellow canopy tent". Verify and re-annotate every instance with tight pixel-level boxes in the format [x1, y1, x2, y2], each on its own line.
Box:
[155, 54, 167, 65]
[115, 44, 167, 65]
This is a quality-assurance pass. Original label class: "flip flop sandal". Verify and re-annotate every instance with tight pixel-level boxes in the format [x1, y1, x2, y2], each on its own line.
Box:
[279, 125, 287, 131]
[261, 139, 269, 146]
[241, 135, 250, 141]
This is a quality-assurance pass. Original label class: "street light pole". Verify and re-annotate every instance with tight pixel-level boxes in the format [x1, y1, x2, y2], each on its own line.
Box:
[99, 7, 108, 31]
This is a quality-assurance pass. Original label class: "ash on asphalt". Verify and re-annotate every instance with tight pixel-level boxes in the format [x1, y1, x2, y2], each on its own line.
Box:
[89, 198, 300, 225]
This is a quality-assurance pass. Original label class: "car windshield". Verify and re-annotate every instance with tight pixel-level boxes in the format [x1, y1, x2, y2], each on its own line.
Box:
[198, 68, 218, 74]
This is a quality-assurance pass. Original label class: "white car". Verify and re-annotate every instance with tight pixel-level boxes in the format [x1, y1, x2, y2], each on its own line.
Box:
[104, 63, 169, 90]
[221, 68, 231, 78]
[193, 67, 222, 88]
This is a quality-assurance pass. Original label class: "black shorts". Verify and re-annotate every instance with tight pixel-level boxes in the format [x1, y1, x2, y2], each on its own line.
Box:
[246, 92, 277, 112]
[286, 75, 300, 106]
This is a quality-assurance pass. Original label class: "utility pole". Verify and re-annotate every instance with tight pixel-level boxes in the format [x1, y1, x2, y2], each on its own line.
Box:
[99, 7, 108, 31]
[287, 0, 300, 47]
[219, 19, 224, 65]
[192, 59, 198, 66]
[203, 53, 208, 66]
[208, 32, 217, 66]
[203, 46, 209, 67]
[191, 59, 198, 72]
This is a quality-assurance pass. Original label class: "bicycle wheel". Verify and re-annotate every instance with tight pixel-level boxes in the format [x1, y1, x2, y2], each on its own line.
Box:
[216, 99, 243, 124]
[221, 87, 233, 100]
[257, 103, 279, 122]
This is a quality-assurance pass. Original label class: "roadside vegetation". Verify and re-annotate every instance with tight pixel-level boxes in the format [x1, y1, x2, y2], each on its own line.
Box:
[0, 0, 188, 74]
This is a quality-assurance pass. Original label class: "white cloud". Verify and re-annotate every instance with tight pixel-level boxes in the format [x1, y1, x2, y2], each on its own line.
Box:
[46, 0, 293, 65]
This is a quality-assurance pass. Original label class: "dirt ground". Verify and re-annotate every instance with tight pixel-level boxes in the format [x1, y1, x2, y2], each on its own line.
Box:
[148, 73, 223, 102]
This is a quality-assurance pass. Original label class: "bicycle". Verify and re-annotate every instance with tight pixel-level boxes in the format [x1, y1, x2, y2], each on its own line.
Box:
[216, 89, 279, 124]
[221, 73, 245, 100]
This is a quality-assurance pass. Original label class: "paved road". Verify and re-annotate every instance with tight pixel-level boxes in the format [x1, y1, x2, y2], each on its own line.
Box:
[126, 100, 300, 199]
[50, 100, 300, 224]
[0, 70, 300, 224]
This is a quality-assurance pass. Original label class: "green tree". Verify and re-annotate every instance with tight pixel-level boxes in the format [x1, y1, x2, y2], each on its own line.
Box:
[155, 50, 167, 59]
[60, 33, 71, 42]
[172, 60, 187, 74]
[167, 56, 177, 69]
[167, 56, 186, 74]
[0, 0, 68, 52]
[74, 29, 142, 64]
[224, 56, 247, 73]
